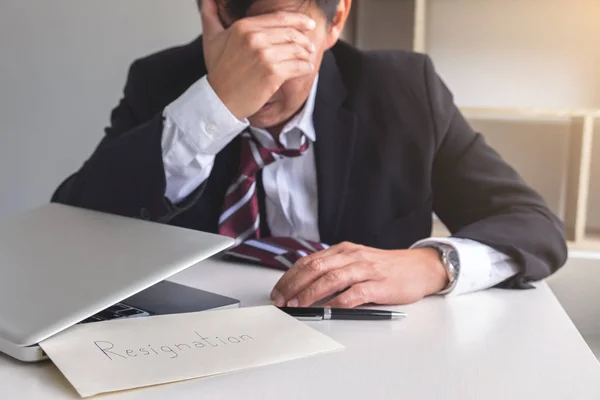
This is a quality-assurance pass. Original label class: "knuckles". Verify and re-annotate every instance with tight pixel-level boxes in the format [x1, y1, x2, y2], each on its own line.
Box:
[335, 296, 352, 308]
[324, 269, 343, 283]
[299, 286, 318, 303]
[303, 258, 326, 273]
[231, 19, 249, 35]
[337, 241, 356, 252]
[281, 282, 299, 296]
[245, 32, 263, 49]
[256, 47, 270, 62]
[355, 286, 369, 301]
[337, 241, 369, 258]
[264, 62, 279, 78]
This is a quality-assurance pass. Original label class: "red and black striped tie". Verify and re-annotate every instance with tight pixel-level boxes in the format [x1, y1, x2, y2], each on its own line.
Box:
[225, 236, 330, 270]
[218, 131, 309, 244]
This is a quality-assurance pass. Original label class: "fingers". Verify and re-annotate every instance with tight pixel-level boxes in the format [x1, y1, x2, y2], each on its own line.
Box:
[262, 43, 313, 64]
[326, 282, 379, 308]
[271, 245, 358, 306]
[284, 242, 349, 274]
[268, 59, 312, 81]
[241, 11, 316, 32]
[201, 0, 225, 38]
[250, 43, 314, 82]
[292, 263, 378, 307]
[249, 28, 316, 53]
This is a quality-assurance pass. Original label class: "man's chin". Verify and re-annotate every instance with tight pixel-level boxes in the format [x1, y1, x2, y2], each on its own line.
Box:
[248, 112, 286, 132]
[248, 104, 300, 135]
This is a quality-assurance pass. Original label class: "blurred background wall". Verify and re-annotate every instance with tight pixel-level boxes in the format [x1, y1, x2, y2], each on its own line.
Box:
[0, 0, 200, 218]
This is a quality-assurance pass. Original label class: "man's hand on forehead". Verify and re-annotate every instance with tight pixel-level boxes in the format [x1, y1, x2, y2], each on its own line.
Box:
[201, 0, 316, 120]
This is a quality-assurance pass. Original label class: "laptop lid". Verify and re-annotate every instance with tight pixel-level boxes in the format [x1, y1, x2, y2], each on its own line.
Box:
[0, 204, 234, 347]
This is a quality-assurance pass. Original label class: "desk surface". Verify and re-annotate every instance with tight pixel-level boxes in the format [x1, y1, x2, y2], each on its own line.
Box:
[2, 257, 600, 400]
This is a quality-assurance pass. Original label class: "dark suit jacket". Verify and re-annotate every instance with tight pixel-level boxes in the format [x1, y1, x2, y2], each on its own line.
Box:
[52, 37, 567, 289]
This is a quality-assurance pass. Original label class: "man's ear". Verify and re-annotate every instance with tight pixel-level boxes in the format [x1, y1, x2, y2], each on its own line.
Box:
[323, 0, 352, 49]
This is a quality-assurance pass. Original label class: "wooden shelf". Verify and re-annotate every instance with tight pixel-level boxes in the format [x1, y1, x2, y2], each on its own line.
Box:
[413, 0, 427, 52]
[458, 107, 598, 247]
[574, 232, 600, 252]
[460, 107, 600, 121]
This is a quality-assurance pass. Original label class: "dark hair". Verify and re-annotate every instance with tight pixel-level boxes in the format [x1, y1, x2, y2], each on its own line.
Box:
[199, 0, 341, 23]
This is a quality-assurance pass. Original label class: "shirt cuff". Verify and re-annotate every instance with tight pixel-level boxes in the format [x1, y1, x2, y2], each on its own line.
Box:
[163, 75, 249, 157]
[161, 76, 249, 203]
[411, 237, 519, 296]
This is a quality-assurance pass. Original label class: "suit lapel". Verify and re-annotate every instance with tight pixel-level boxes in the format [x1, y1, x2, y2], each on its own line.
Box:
[313, 51, 359, 244]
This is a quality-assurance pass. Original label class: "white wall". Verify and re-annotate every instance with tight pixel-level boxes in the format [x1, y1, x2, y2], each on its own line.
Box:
[0, 0, 200, 219]
[427, 0, 600, 109]
[589, 127, 600, 234]
[427, 0, 600, 231]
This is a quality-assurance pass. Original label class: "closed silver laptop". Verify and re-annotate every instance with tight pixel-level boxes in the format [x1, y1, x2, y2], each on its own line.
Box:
[0, 204, 235, 362]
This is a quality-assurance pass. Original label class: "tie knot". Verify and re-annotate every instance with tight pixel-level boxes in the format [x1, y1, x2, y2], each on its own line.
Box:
[238, 131, 309, 177]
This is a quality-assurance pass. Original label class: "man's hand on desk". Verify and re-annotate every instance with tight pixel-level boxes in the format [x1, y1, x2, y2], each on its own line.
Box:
[270, 242, 449, 308]
[201, 0, 316, 120]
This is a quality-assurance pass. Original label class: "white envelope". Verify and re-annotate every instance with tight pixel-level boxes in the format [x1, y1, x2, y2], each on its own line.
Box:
[40, 305, 345, 398]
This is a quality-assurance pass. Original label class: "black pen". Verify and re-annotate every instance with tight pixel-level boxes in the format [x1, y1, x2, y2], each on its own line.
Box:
[278, 307, 406, 321]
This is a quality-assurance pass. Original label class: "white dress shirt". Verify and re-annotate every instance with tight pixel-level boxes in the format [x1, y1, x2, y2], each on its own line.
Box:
[161, 75, 519, 296]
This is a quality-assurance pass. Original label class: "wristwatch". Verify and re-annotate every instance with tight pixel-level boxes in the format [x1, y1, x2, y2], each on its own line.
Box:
[427, 243, 460, 294]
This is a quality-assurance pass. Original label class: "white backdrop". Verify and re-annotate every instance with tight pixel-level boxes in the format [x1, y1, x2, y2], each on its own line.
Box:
[0, 0, 200, 218]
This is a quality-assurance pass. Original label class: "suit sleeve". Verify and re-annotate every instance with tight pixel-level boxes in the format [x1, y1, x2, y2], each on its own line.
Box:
[51, 61, 201, 222]
[424, 56, 568, 289]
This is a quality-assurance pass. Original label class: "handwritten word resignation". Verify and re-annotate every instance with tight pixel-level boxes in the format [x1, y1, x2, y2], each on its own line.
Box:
[94, 331, 254, 360]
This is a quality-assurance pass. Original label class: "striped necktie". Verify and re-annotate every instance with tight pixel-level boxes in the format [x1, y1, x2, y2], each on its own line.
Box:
[218, 131, 309, 244]
[225, 237, 330, 270]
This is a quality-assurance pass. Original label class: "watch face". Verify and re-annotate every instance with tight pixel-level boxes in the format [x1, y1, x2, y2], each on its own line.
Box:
[435, 245, 459, 293]
[447, 249, 460, 269]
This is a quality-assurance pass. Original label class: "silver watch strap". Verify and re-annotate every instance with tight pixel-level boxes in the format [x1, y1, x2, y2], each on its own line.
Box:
[429, 243, 460, 295]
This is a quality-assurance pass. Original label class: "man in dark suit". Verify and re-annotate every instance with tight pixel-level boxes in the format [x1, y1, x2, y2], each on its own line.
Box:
[53, 0, 567, 307]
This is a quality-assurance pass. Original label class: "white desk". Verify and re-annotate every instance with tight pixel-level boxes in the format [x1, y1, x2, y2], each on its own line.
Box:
[2, 257, 600, 399]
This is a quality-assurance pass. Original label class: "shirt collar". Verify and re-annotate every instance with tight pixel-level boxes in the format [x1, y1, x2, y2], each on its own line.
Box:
[249, 74, 319, 149]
